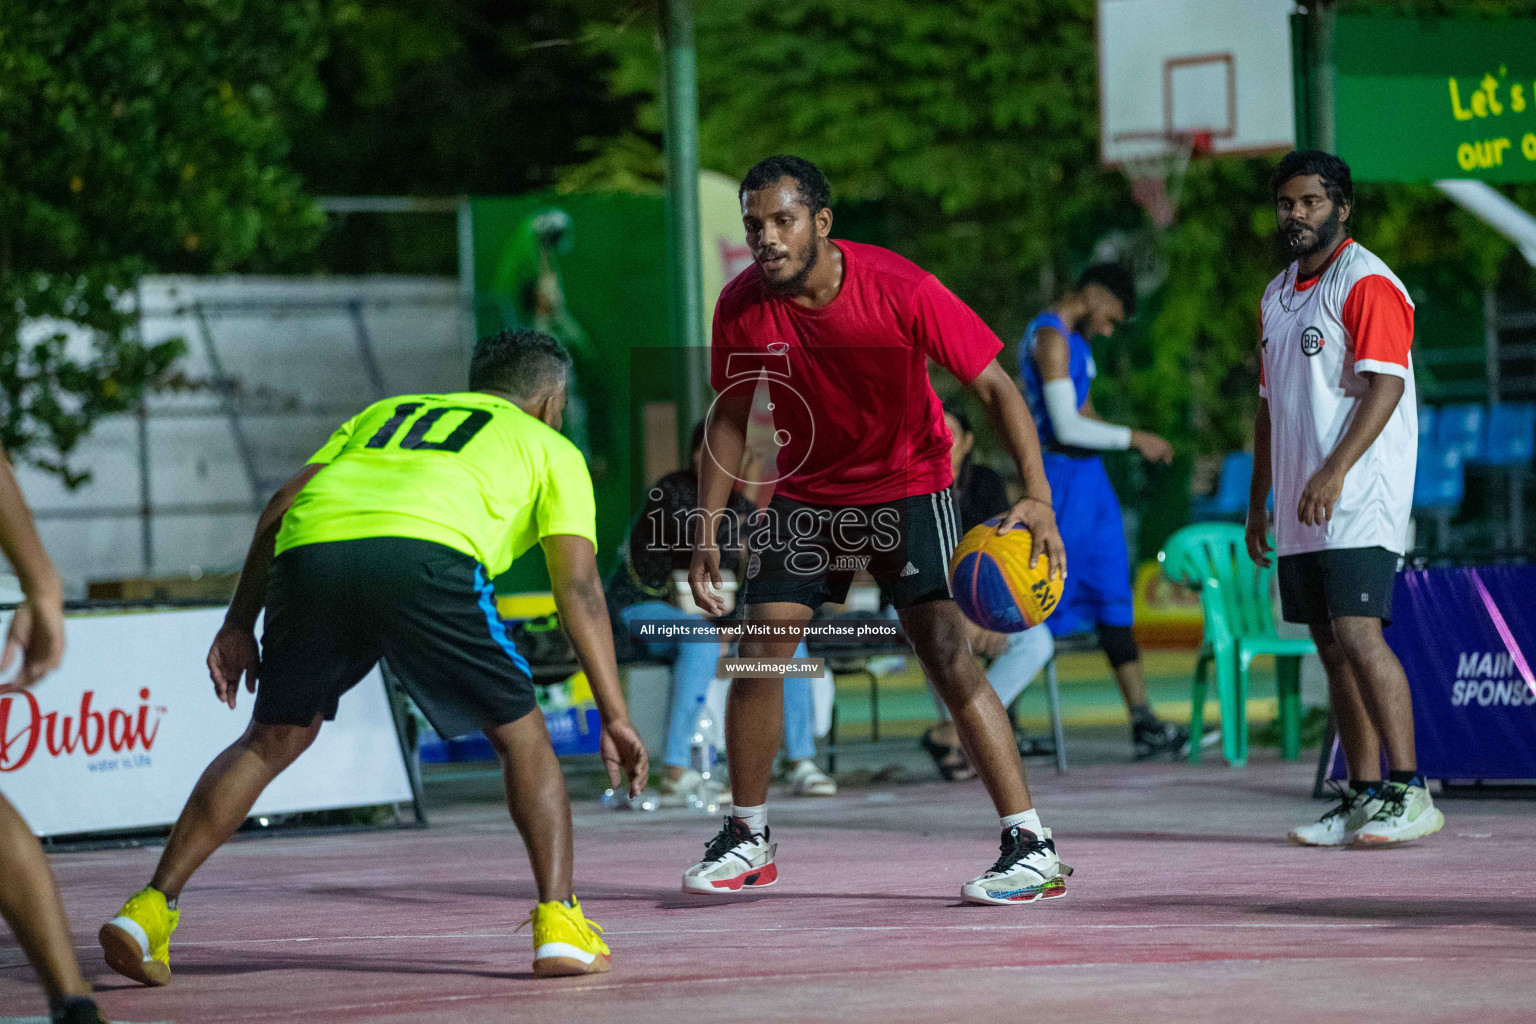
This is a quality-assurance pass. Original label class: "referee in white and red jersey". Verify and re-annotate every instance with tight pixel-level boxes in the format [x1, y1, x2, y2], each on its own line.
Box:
[1249, 150, 1443, 847]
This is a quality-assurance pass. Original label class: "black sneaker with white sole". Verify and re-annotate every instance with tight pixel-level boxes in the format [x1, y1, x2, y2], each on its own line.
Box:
[1133, 718, 1189, 761]
[52, 997, 108, 1024]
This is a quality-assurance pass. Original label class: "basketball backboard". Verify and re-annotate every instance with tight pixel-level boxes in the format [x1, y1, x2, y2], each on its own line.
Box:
[1098, 0, 1297, 166]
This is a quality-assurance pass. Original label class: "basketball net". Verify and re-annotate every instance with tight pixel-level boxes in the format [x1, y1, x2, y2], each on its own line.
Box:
[1122, 131, 1211, 229]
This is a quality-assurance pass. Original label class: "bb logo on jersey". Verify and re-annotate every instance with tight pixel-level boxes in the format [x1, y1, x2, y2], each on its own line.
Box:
[1300, 327, 1325, 357]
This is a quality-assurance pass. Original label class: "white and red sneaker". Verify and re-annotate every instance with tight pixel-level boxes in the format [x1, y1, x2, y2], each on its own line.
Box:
[682, 816, 778, 894]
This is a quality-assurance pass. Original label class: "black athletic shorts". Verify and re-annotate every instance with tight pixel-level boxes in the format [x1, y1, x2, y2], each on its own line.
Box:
[741, 488, 962, 611]
[1277, 546, 1400, 627]
[256, 537, 537, 739]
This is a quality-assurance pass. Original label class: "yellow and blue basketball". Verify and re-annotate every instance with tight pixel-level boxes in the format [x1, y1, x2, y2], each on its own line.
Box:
[948, 516, 1063, 632]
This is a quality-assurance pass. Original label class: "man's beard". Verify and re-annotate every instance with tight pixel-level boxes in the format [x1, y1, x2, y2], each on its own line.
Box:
[1285, 207, 1342, 259]
[765, 239, 820, 295]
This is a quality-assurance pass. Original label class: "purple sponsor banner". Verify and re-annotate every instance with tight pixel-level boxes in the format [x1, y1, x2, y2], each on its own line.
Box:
[1330, 566, 1536, 780]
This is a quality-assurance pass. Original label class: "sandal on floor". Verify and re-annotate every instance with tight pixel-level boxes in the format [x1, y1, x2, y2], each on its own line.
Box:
[787, 759, 838, 797]
[920, 727, 976, 782]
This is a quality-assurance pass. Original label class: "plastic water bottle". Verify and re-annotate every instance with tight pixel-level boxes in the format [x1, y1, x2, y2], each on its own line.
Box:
[688, 696, 724, 811]
[601, 787, 659, 812]
[543, 679, 572, 711]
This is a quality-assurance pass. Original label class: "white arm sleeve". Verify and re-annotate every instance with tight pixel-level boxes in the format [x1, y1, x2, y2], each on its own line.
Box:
[1043, 377, 1132, 450]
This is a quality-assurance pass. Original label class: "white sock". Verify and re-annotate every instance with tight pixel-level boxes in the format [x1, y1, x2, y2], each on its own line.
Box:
[999, 809, 1042, 835]
[732, 803, 767, 834]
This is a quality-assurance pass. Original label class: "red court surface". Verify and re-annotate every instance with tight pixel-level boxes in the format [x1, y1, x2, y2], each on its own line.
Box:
[5, 758, 1534, 1023]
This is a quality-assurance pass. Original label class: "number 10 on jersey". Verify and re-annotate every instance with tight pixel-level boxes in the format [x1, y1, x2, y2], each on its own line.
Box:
[365, 403, 492, 453]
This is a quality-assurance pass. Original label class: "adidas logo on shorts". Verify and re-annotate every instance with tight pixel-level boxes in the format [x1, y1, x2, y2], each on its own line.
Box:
[900, 561, 920, 577]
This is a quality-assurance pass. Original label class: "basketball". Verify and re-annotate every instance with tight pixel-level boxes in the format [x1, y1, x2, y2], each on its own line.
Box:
[948, 516, 1062, 633]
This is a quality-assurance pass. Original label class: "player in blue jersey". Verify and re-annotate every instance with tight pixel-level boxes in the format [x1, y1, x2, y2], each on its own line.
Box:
[1020, 264, 1187, 760]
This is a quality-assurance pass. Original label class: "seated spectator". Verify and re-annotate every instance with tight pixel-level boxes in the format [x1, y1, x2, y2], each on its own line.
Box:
[607, 422, 835, 800]
[921, 401, 1055, 780]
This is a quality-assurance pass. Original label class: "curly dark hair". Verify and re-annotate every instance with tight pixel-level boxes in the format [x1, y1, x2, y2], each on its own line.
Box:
[739, 154, 833, 215]
[468, 328, 571, 399]
[1271, 150, 1354, 208]
[1077, 262, 1138, 318]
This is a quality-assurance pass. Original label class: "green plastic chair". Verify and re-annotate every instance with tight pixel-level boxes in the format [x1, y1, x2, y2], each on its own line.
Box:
[1157, 522, 1313, 767]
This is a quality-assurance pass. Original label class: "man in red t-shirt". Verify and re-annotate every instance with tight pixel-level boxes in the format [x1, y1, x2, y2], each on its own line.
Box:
[685, 155, 1071, 905]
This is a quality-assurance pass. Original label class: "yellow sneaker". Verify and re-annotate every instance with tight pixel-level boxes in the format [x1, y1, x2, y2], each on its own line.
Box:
[521, 897, 611, 977]
[99, 886, 178, 986]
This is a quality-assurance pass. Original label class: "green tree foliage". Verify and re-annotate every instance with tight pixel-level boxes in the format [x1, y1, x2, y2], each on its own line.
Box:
[286, 0, 641, 273]
[292, 0, 633, 197]
[569, 0, 1536, 456]
[0, 1, 329, 484]
[568, 0, 1126, 341]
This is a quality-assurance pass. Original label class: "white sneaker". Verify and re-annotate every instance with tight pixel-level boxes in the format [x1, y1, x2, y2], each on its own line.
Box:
[1288, 787, 1385, 847]
[1354, 782, 1444, 845]
[682, 816, 778, 894]
[786, 759, 837, 797]
[960, 826, 1071, 905]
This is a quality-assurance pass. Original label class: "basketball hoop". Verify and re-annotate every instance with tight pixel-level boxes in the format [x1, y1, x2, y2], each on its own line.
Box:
[1122, 130, 1212, 229]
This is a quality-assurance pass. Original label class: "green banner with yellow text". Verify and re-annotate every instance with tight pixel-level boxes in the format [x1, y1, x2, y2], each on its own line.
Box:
[1334, 15, 1536, 183]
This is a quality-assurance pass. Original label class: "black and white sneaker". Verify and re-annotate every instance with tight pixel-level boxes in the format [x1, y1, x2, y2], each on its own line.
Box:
[961, 825, 1072, 905]
[51, 997, 108, 1024]
[682, 816, 778, 894]
[1133, 717, 1189, 761]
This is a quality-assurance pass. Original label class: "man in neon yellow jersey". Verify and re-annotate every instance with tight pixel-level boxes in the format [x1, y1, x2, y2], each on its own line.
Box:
[101, 329, 646, 984]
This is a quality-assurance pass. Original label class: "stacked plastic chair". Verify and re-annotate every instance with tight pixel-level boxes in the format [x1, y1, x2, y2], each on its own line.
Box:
[1474, 403, 1535, 549]
[1417, 402, 1534, 551]
[1158, 522, 1310, 767]
[1414, 405, 1465, 551]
